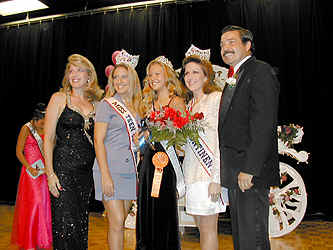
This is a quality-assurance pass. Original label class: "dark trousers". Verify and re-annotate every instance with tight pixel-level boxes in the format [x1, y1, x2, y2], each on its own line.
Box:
[228, 187, 271, 250]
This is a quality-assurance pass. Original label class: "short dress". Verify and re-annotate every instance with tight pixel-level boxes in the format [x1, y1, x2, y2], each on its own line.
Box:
[93, 94, 138, 201]
[183, 91, 226, 216]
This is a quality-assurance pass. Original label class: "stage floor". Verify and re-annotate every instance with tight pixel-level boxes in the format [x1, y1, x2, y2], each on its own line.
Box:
[1, 204, 332, 250]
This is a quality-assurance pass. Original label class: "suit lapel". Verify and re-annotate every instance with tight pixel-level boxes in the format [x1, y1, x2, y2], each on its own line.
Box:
[219, 83, 236, 125]
[219, 57, 255, 126]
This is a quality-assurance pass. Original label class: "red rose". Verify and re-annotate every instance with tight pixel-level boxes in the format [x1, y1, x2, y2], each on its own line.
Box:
[194, 112, 204, 120]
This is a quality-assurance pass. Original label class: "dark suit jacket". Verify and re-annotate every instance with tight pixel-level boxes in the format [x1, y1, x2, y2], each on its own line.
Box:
[218, 56, 280, 189]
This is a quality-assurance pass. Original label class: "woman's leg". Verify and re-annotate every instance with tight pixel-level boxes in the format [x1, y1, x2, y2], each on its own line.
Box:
[103, 200, 131, 250]
[194, 214, 219, 250]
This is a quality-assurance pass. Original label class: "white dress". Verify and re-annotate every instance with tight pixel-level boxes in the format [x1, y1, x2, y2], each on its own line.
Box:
[183, 91, 226, 215]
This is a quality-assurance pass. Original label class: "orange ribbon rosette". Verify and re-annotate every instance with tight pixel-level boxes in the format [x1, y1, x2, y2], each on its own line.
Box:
[151, 152, 169, 198]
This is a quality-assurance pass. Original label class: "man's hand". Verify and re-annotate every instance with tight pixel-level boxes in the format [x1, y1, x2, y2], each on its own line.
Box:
[238, 172, 254, 192]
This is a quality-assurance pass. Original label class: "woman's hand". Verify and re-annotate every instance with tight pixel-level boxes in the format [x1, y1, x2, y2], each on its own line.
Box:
[133, 130, 150, 149]
[208, 182, 221, 202]
[133, 131, 140, 148]
[47, 174, 62, 198]
[28, 166, 39, 176]
[102, 175, 114, 197]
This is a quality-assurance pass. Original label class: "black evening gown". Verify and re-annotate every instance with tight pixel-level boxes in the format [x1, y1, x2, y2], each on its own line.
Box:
[136, 142, 181, 250]
[51, 105, 95, 250]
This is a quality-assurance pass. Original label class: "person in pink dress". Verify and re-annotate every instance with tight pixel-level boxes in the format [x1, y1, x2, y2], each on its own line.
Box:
[11, 103, 52, 250]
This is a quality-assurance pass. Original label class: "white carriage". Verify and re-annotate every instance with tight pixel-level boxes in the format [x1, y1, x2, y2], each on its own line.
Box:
[269, 124, 309, 237]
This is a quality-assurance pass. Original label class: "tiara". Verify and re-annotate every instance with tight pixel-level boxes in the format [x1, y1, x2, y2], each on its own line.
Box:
[154, 56, 174, 70]
[115, 49, 139, 69]
[185, 44, 210, 61]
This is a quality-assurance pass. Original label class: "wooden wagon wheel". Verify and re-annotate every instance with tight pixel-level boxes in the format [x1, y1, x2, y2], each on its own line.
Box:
[269, 162, 307, 237]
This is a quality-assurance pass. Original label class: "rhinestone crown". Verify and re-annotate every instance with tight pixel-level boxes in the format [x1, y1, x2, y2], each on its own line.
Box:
[185, 44, 210, 61]
[155, 56, 174, 70]
[115, 49, 140, 69]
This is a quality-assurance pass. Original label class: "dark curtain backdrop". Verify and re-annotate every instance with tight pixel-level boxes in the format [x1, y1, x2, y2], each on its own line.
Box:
[1, 0, 331, 216]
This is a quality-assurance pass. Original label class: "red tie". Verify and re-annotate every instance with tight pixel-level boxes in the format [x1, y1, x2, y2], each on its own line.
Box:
[228, 66, 234, 78]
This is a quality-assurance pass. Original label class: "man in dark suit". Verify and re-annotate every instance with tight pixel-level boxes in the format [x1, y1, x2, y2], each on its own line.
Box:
[218, 25, 280, 250]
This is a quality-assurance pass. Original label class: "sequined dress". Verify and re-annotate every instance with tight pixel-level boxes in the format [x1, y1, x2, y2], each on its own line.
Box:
[51, 96, 95, 250]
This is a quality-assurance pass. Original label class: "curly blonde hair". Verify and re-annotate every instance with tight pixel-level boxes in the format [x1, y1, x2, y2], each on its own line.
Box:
[142, 60, 187, 116]
[105, 63, 144, 118]
[182, 55, 221, 96]
[60, 54, 104, 101]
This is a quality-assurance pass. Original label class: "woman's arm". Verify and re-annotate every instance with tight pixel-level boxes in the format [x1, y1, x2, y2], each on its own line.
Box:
[44, 92, 65, 197]
[94, 122, 114, 197]
[208, 92, 222, 201]
[16, 124, 39, 176]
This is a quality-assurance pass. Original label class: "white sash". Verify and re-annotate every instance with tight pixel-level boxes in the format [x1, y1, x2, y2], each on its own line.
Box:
[104, 97, 139, 167]
[188, 136, 215, 177]
[26, 122, 44, 157]
[160, 140, 186, 199]
[187, 99, 215, 176]
[188, 136, 229, 205]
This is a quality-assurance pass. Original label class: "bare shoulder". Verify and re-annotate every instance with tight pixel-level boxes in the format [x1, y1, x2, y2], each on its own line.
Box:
[21, 123, 30, 134]
[49, 92, 66, 104]
[46, 92, 67, 117]
[17, 123, 30, 143]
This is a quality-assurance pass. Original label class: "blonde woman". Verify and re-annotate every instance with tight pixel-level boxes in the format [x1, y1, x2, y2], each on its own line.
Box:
[44, 54, 103, 250]
[93, 50, 143, 250]
[136, 56, 186, 250]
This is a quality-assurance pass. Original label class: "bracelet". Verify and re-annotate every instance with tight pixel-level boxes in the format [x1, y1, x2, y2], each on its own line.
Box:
[47, 173, 55, 178]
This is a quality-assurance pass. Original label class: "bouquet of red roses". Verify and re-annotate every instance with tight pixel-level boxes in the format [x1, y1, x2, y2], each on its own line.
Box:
[147, 106, 205, 149]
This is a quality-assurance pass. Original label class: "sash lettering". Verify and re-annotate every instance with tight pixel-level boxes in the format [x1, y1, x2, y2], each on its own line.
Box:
[105, 97, 139, 170]
[189, 137, 214, 176]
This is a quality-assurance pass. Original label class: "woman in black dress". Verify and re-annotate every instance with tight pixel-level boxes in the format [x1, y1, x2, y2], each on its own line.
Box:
[44, 54, 103, 249]
[136, 56, 186, 250]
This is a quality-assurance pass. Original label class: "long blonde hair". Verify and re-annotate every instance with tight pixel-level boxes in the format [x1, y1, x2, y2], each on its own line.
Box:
[60, 54, 104, 101]
[105, 63, 144, 118]
[142, 60, 187, 115]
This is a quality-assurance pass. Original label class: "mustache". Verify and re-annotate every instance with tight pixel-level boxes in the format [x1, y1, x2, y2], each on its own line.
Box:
[223, 50, 234, 56]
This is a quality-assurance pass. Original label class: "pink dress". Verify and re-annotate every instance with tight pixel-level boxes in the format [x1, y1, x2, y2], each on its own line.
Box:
[11, 134, 52, 250]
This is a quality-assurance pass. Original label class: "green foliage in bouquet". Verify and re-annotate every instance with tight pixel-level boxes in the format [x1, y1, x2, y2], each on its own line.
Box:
[147, 106, 205, 149]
